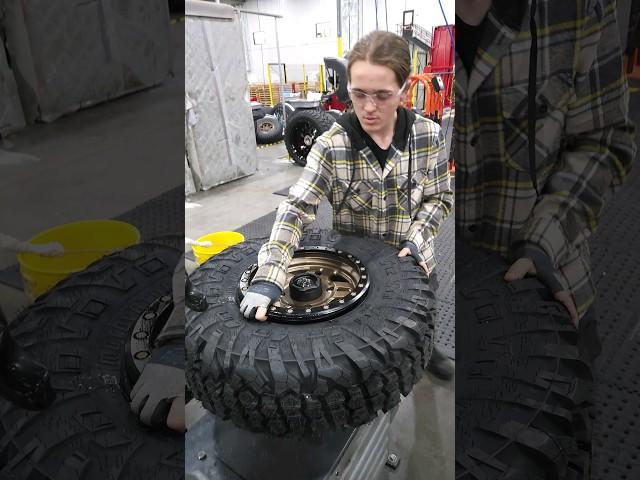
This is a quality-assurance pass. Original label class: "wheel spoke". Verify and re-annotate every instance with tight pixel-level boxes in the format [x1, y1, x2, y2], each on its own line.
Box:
[333, 281, 352, 292]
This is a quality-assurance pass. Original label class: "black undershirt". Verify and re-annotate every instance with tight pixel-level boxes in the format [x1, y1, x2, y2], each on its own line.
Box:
[455, 15, 487, 76]
[354, 111, 407, 170]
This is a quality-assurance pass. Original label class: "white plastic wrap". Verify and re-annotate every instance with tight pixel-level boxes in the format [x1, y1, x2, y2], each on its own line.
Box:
[0, 40, 25, 136]
[185, 1, 257, 191]
[2, 0, 171, 124]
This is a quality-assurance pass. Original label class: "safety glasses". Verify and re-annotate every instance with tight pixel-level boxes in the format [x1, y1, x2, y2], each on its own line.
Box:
[347, 81, 407, 108]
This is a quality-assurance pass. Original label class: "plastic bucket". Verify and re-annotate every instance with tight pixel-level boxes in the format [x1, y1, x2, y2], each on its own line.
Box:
[17, 220, 140, 300]
[192, 231, 245, 265]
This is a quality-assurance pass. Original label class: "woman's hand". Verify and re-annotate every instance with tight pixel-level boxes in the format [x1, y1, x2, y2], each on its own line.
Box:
[505, 257, 579, 326]
[239, 281, 282, 321]
[398, 243, 429, 276]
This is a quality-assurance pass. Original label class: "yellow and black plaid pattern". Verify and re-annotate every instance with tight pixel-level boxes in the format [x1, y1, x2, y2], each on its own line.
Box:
[254, 115, 453, 290]
[456, 0, 637, 317]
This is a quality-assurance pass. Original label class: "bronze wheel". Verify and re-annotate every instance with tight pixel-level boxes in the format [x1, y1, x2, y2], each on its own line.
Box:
[238, 246, 370, 323]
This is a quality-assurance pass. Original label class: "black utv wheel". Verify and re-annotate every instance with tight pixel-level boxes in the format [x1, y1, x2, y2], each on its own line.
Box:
[455, 242, 593, 480]
[269, 102, 295, 132]
[186, 229, 436, 437]
[255, 117, 283, 144]
[284, 109, 335, 167]
[0, 239, 184, 480]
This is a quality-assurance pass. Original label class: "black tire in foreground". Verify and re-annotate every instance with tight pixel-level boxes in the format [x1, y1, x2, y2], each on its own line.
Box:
[455, 242, 593, 480]
[284, 109, 335, 167]
[0, 240, 184, 480]
[255, 116, 284, 144]
[186, 229, 436, 437]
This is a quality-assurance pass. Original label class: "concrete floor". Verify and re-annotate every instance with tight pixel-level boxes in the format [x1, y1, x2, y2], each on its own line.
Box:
[185, 117, 455, 479]
[0, 21, 185, 319]
[186, 143, 300, 240]
[382, 376, 454, 480]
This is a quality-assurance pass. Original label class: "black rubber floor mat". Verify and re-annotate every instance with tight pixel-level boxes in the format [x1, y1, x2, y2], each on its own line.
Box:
[592, 382, 640, 480]
[116, 185, 184, 239]
[0, 263, 22, 290]
[433, 209, 455, 359]
[588, 85, 640, 479]
[594, 305, 639, 379]
[237, 199, 334, 240]
[435, 292, 455, 359]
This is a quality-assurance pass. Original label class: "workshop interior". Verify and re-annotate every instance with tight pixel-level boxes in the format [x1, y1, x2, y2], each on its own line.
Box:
[185, 1, 455, 479]
[0, 0, 639, 479]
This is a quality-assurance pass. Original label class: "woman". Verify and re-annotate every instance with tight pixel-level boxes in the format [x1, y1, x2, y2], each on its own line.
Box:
[240, 31, 454, 377]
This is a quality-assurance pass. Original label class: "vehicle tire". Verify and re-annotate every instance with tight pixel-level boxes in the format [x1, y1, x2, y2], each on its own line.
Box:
[0, 239, 184, 480]
[284, 109, 335, 167]
[252, 106, 268, 123]
[455, 242, 593, 480]
[255, 117, 283, 144]
[185, 229, 436, 437]
[269, 102, 295, 131]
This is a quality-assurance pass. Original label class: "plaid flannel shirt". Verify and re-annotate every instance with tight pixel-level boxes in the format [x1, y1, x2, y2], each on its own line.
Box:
[254, 112, 453, 291]
[456, 0, 637, 317]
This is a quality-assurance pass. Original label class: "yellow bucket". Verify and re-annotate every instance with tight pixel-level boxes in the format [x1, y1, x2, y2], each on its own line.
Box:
[192, 231, 245, 265]
[17, 220, 140, 300]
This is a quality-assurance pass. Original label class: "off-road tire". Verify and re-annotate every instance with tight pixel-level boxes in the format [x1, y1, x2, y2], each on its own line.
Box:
[186, 229, 436, 437]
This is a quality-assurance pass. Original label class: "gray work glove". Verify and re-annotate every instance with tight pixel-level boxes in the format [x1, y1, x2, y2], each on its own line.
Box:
[130, 341, 184, 427]
[239, 281, 282, 320]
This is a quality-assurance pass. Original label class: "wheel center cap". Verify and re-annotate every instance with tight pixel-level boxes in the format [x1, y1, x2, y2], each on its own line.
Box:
[304, 135, 313, 146]
[290, 272, 322, 302]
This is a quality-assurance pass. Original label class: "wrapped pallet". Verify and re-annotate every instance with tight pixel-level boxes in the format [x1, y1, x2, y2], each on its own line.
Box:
[0, 33, 25, 136]
[185, 0, 257, 191]
[1, 0, 171, 123]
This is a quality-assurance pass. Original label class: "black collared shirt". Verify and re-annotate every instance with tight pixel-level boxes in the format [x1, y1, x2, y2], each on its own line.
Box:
[455, 15, 487, 76]
[354, 109, 408, 170]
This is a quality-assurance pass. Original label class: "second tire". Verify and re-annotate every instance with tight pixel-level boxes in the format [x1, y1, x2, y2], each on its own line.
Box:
[284, 109, 335, 166]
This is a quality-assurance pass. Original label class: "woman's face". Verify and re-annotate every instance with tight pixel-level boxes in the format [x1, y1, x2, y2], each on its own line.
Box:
[349, 60, 404, 136]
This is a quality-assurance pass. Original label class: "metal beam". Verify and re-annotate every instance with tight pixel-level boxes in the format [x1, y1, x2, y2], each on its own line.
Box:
[238, 8, 282, 18]
[336, 0, 343, 57]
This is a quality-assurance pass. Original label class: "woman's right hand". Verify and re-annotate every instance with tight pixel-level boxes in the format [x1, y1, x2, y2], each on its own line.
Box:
[239, 281, 282, 321]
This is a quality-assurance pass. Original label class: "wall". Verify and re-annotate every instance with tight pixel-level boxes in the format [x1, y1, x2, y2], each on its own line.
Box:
[238, 0, 454, 85]
[240, 0, 337, 84]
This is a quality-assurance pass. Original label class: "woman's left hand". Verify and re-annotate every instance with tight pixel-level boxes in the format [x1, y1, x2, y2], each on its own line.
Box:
[398, 247, 429, 276]
[505, 257, 579, 326]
